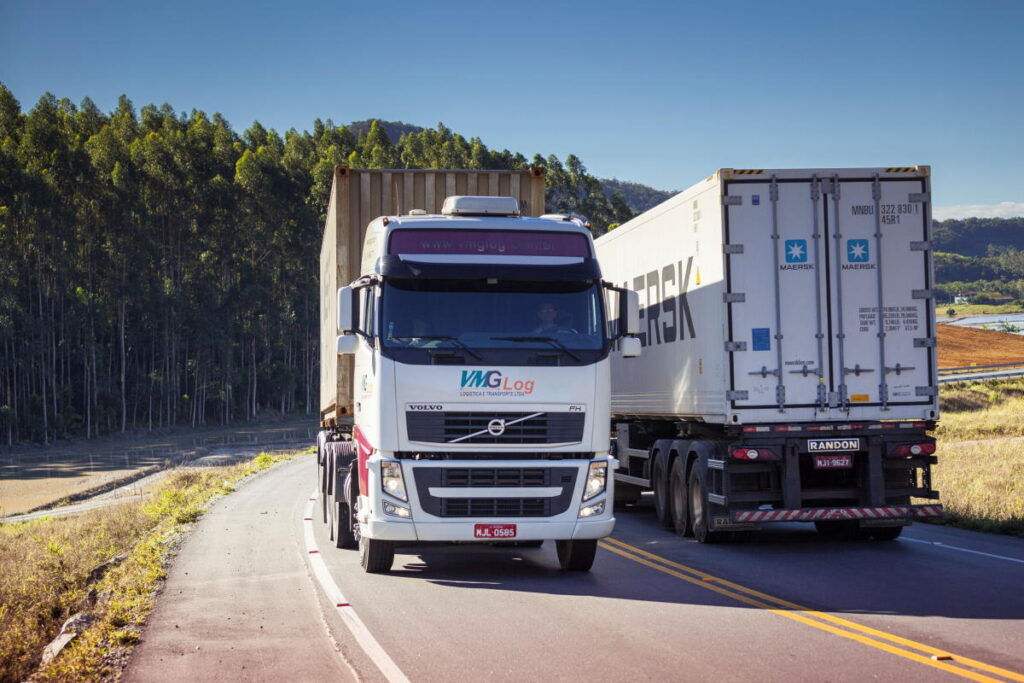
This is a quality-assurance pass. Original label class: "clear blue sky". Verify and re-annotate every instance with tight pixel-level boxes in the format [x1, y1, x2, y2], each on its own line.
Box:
[2, 0, 1022, 218]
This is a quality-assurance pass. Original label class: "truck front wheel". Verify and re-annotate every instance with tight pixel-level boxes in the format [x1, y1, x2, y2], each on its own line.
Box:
[689, 466, 725, 544]
[359, 535, 394, 573]
[556, 539, 597, 571]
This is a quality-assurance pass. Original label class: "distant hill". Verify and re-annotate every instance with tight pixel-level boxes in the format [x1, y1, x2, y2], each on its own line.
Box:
[933, 217, 1024, 257]
[599, 178, 675, 214]
[347, 119, 424, 143]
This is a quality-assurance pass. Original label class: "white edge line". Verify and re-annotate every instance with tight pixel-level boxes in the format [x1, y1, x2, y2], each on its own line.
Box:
[903, 537, 1024, 565]
[304, 491, 411, 683]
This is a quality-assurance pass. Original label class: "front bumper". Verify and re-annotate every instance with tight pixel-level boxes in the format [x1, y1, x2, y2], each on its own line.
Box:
[361, 516, 614, 542]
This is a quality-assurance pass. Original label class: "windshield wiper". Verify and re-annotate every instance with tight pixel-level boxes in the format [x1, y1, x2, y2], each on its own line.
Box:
[391, 335, 482, 360]
[490, 336, 582, 362]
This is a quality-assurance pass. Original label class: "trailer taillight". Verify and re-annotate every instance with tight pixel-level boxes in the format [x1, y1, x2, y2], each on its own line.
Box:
[887, 442, 936, 458]
[732, 447, 780, 461]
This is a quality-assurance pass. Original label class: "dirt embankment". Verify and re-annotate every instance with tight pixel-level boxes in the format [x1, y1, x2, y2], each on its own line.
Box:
[937, 325, 1024, 368]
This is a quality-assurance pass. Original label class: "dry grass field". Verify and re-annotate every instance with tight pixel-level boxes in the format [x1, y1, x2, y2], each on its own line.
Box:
[0, 448, 310, 683]
[933, 378, 1024, 536]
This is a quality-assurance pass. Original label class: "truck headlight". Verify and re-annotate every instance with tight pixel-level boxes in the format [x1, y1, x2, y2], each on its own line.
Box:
[381, 461, 407, 502]
[382, 500, 411, 518]
[579, 500, 605, 518]
[582, 461, 607, 501]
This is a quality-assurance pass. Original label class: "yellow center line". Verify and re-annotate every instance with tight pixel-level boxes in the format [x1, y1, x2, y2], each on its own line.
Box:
[599, 539, 1024, 683]
[602, 538, 1023, 681]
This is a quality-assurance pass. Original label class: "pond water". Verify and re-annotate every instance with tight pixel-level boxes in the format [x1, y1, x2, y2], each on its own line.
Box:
[938, 312, 1024, 334]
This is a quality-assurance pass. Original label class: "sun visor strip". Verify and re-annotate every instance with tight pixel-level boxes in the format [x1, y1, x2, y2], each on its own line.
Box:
[379, 255, 603, 280]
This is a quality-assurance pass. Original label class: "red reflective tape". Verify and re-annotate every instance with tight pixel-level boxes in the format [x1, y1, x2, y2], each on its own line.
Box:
[309, 550, 319, 554]
[337, 603, 350, 607]
[303, 517, 312, 521]
[309, 497, 317, 501]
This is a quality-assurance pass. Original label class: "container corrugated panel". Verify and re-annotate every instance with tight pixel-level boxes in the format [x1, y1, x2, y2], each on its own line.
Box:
[319, 167, 547, 420]
[596, 167, 938, 425]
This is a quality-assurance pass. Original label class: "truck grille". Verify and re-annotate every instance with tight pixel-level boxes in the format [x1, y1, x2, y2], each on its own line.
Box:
[442, 468, 548, 487]
[406, 411, 585, 445]
[441, 498, 549, 517]
[413, 466, 578, 518]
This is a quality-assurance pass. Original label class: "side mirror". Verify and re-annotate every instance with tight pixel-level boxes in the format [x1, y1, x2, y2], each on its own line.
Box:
[621, 290, 641, 337]
[338, 286, 355, 334]
[620, 336, 642, 358]
[336, 334, 358, 355]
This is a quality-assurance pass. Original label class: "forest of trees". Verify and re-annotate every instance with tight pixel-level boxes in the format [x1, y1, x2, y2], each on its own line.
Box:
[933, 218, 1024, 303]
[0, 85, 637, 445]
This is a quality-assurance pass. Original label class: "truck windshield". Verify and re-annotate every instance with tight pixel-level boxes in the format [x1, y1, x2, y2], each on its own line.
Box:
[381, 278, 605, 353]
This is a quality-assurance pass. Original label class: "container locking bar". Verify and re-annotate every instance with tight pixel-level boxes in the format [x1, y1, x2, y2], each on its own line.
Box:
[810, 176, 828, 411]
[872, 176, 890, 410]
[769, 177, 786, 412]
[831, 176, 849, 411]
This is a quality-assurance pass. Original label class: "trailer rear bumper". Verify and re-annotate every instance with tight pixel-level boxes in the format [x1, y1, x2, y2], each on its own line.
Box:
[733, 504, 943, 524]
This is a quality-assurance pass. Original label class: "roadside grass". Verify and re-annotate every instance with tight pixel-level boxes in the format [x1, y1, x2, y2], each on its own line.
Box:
[930, 439, 1024, 537]
[937, 377, 1024, 441]
[0, 447, 311, 683]
[931, 378, 1024, 537]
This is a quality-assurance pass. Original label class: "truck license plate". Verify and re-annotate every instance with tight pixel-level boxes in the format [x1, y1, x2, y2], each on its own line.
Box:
[813, 454, 853, 469]
[474, 523, 517, 539]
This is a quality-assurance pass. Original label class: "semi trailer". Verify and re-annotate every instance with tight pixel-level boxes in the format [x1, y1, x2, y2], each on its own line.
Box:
[595, 167, 942, 542]
[316, 167, 641, 572]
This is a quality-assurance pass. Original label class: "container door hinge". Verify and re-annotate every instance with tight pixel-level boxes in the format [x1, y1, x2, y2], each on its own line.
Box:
[910, 241, 932, 252]
[723, 243, 744, 254]
[912, 289, 933, 300]
[916, 386, 938, 397]
[726, 390, 749, 401]
[909, 192, 931, 203]
[724, 292, 746, 303]
[725, 341, 747, 352]
[914, 337, 936, 348]
[723, 195, 743, 206]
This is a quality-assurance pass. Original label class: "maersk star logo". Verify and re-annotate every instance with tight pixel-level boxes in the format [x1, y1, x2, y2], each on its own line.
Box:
[847, 239, 870, 262]
[784, 239, 808, 263]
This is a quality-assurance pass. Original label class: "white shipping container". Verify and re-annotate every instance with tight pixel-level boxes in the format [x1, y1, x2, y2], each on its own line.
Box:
[595, 167, 939, 425]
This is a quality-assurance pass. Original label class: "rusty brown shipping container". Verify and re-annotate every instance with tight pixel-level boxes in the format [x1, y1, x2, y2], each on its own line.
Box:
[319, 167, 547, 422]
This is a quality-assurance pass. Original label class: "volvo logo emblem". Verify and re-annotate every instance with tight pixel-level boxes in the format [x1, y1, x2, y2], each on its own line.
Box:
[487, 418, 506, 436]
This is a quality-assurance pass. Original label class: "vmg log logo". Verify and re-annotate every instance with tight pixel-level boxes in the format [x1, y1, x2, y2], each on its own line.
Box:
[459, 370, 535, 396]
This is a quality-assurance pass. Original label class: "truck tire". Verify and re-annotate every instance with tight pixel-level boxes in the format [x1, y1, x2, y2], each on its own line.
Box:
[321, 443, 335, 524]
[334, 497, 357, 549]
[688, 466, 725, 544]
[870, 525, 903, 541]
[556, 539, 597, 571]
[670, 457, 693, 537]
[359, 535, 394, 573]
[652, 448, 673, 528]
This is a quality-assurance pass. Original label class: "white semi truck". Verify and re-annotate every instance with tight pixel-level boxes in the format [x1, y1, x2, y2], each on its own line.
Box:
[317, 167, 640, 573]
[595, 167, 943, 542]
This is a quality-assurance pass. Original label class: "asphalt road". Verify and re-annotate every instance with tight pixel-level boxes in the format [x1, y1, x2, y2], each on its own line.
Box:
[127, 455, 1024, 682]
